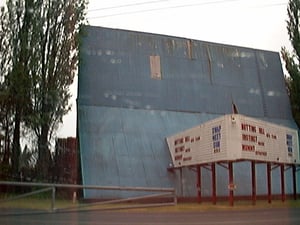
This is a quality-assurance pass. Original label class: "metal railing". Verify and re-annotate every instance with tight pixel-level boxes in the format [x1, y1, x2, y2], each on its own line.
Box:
[0, 181, 177, 214]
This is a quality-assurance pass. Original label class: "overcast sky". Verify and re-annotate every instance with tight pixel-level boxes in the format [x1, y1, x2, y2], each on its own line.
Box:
[0, 0, 293, 137]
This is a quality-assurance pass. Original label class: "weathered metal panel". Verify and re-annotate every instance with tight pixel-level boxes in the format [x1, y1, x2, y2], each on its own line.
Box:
[79, 26, 293, 120]
[78, 106, 221, 198]
[78, 26, 299, 198]
[78, 106, 298, 198]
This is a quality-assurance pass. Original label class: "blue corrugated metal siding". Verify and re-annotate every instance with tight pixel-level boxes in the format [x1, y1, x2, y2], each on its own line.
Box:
[78, 25, 299, 198]
[78, 106, 222, 198]
[78, 26, 293, 119]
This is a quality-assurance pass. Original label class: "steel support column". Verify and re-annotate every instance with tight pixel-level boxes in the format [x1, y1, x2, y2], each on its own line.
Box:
[179, 167, 183, 196]
[292, 165, 297, 200]
[212, 163, 217, 205]
[267, 163, 272, 203]
[280, 164, 285, 202]
[228, 161, 234, 206]
[197, 165, 202, 203]
[251, 161, 256, 205]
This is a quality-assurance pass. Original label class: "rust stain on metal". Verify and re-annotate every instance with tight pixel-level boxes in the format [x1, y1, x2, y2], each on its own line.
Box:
[206, 46, 213, 84]
[150, 55, 162, 80]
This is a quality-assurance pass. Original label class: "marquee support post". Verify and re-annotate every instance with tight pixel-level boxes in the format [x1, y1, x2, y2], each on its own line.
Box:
[280, 164, 285, 202]
[267, 162, 272, 203]
[228, 161, 234, 206]
[212, 163, 217, 205]
[251, 161, 256, 205]
[292, 164, 297, 200]
[179, 167, 183, 196]
[197, 165, 202, 203]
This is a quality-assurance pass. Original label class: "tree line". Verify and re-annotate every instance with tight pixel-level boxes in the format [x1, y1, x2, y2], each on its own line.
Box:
[281, 0, 300, 129]
[0, 0, 87, 182]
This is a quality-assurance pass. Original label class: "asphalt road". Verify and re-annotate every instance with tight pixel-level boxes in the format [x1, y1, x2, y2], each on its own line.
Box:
[1, 208, 300, 225]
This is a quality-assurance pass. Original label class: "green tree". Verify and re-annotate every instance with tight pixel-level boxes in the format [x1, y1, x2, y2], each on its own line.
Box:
[0, 0, 87, 180]
[281, 0, 300, 128]
[0, 6, 12, 178]
[24, 0, 87, 180]
[0, 0, 34, 178]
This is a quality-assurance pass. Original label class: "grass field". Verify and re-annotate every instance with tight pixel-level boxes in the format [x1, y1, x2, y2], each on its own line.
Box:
[1, 195, 300, 213]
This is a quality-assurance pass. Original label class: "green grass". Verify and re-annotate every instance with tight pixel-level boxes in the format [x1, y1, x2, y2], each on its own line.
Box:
[125, 200, 300, 213]
[0, 195, 77, 211]
[1, 196, 300, 212]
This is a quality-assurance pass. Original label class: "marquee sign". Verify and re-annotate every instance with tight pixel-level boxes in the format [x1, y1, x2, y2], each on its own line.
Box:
[166, 114, 299, 168]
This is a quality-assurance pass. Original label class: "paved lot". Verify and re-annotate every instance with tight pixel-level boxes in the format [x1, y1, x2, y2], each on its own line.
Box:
[1, 208, 300, 225]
